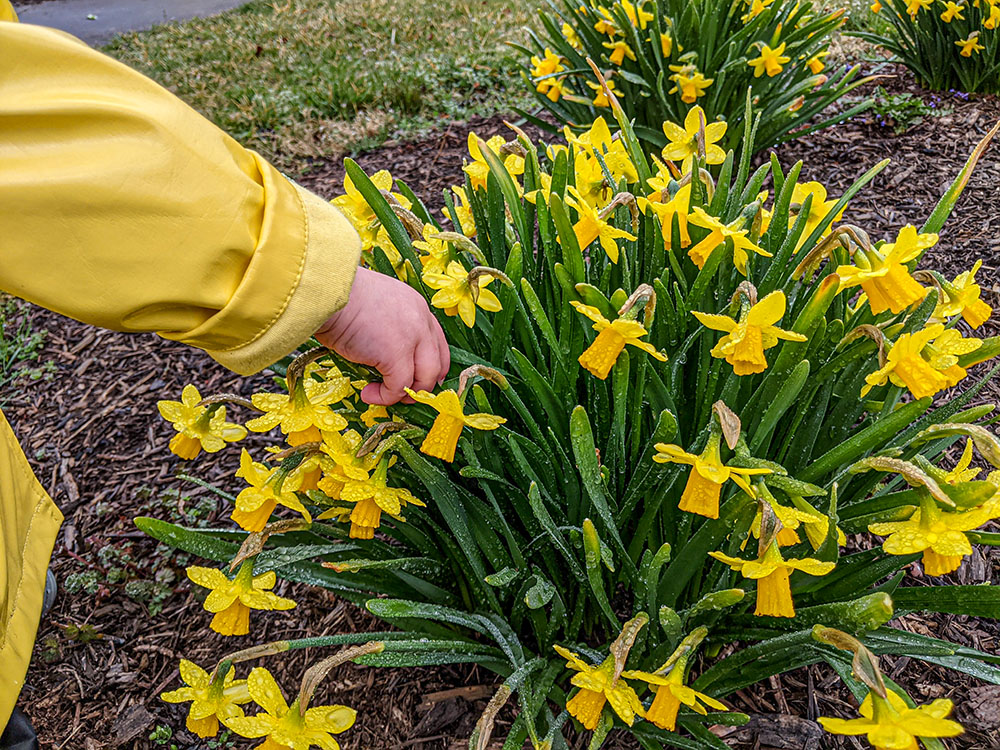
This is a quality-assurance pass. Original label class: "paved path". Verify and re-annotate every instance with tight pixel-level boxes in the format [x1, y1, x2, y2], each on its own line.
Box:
[16, 0, 247, 45]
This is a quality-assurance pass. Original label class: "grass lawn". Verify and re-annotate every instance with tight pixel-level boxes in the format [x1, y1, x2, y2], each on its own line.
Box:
[104, 0, 545, 171]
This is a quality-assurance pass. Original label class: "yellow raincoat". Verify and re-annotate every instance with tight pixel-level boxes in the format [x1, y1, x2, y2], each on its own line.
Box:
[0, 12, 360, 722]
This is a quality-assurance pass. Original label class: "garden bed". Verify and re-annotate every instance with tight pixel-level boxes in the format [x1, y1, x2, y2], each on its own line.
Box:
[9, 69, 1000, 749]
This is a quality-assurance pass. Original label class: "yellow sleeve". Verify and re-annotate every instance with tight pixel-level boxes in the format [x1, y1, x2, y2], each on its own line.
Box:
[0, 23, 360, 375]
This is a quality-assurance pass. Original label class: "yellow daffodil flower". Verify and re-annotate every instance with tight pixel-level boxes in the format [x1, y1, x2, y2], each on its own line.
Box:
[871, 0, 882, 11]
[906, 0, 933, 16]
[554, 645, 645, 730]
[334, 457, 426, 539]
[567, 187, 637, 264]
[593, 5, 618, 35]
[443, 186, 477, 238]
[940, 0, 965, 20]
[934, 260, 993, 329]
[332, 171, 411, 251]
[464, 133, 524, 191]
[265, 440, 325, 492]
[317, 431, 378, 501]
[247, 370, 353, 440]
[956, 32, 985, 55]
[942, 439, 980, 485]
[862, 324, 981, 400]
[686, 207, 772, 275]
[668, 64, 713, 103]
[563, 21, 583, 49]
[423, 261, 503, 328]
[869, 494, 1000, 576]
[622, 666, 727, 731]
[161, 660, 251, 738]
[543, 77, 570, 102]
[232, 449, 310, 532]
[654, 435, 771, 519]
[837, 225, 934, 315]
[186, 562, 296, 636]
[567, 117, 639, 189]
[405, 388, 506, 462]
[604, 39, 636, 65]
[531, 48, 566, 98]
[710, 541, 835, 617]
[570, 301, 667, 379]
[985, 4, 1000, 29]
[742, 0, 776, 21]
[587, 76, 623, 107]
[790, 181, 844, 252]
[807, 50, 828, 74]
[693, 291, 807, 376]
[788, 495, 848, 550]
[360, 403, 390, 428]
[226, 668, 356, 750]
[819, 689, 963, 748]
[157, 385, 246, 460]
[622, 0, 654, 28]
[659, 30, 673, 57]
[645, 183, 692, 250]
[661, 106, 727, 173]
[750, 497, 826, 547]
[412, 224, 452, 276]
[748, 42, 791, 78]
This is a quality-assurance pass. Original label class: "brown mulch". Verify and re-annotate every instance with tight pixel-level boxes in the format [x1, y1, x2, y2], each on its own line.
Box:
[6, 68, 1000, 750]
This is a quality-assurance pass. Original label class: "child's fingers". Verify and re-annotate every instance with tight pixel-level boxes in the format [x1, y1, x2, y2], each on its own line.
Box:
[412, 334, 442, 394]
[361, 350, 416, 405]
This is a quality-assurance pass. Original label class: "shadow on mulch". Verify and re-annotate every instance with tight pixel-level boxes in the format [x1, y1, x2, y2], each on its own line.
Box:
[9, 67, 1000, 750]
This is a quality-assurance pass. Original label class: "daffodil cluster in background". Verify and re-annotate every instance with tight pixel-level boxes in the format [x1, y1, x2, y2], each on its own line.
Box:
[144, 96, 1000, 750]
[515, 0, 873, 155]
[855, 0, 1000, 93]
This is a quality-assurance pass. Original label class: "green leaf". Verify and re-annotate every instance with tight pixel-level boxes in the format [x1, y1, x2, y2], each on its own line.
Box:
[892, 585, 1000, 619]
[134, 517, 239, 563]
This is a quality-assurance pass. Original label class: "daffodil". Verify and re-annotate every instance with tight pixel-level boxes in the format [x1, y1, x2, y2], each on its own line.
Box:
[806, 50, 828, 74]
[246, 371, 353, 440]
[748, 42, 791, 77]
[710, 540, 835, 617]
[869, 494, 1000, 576]
[623, 665, 727, 731]
[332, 171, 411, 251]
[956, 32, 984, 55]
[645, 182, 692, 250]
[742, 0, 776, 20]
[405, 388, 506, 462]
[592, 5, 618, 35]
[622, 0, 654, 28]
[659, 30, 673, 57]
[360, 403, 389, 428]
[464, 133, 524, 191]
[819, 689, 963, 748]
[412, 224, 452, 276]
[933, 260, 993, 328]
[837, 225, 934, 315]
[604, 39, 636, 65]
[563, 21, 583, 49]
[531, 48, 565, 93]
[686, 207, 772, 275]
[232, 449, 311, 532]
[750, 497, 827, 547]
[566, 117, 638, 191]
[317, 430, 378, 501]
[443, 186, 477, 238]
[226, 667, 356, 750]
[654, 435, 771, 519]
[661, 106, 727, 173]
[566, 187, 637, 263]
[942, 439, 980, 485]
[544, 77, 571, 102]
[862, 324, 981, 400]
[161, 660, 251, 738]
[570, 301, 667, 379]
[157, 385, 246, 460]
[985, 3, 1000, 29]
[871, 0, 882, 10]
[668, 65, 713, 103]
[587, 76, 623, 107]
[554, 645, 644, 730]
[693, 291, 807, 376]
[334, 457, 426, 539]
[789, 181, 844, 251]
[423, 261, 503, 328]
[906, 0, 933, 15]
[186, 562, 296, 636]
[940, 0, 965, 20]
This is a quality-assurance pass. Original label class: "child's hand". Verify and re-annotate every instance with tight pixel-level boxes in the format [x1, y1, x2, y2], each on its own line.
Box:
[316, 267, 450, 405]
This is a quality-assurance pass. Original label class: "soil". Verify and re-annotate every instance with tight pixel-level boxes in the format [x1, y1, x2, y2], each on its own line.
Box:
[6, 67, 1000, 750]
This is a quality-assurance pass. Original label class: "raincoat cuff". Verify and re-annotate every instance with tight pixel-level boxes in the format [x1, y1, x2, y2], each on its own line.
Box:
[207, 183, 361, 375]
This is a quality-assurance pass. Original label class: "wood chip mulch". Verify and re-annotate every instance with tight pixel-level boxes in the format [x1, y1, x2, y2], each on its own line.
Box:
[6, 67, 1000, 750]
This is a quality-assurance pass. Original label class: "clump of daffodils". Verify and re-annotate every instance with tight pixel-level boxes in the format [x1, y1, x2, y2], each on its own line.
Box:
[147, 109, 1000, 750]
[520, 0, 867, 154]
[857, 0, 1000, 94]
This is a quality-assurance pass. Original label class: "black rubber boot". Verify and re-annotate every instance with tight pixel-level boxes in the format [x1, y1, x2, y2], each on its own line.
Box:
[0, 709, 38, 750]
[0, 570, 55, 749]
